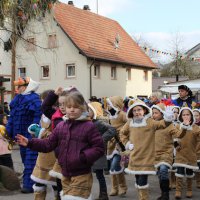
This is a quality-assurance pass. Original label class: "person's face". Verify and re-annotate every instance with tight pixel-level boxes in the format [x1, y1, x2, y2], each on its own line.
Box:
[182, 110, 192, 123]
[88, 108, 94, 119]
[152, 108, 163, 121]
[150, 95, 158, 103]
[58, 97, 66, 114]
[2, 116, 8, 125]
[17, 85, 26, 94]
[173, 108, 179, 120]
[66, 105, 82, 120]
[132, 106, 145, 119]
[179, 89, 188, 99]
[193, 111, 200, 123]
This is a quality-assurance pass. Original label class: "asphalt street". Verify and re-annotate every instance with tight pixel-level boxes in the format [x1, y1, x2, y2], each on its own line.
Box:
[0, 147, 199, 200]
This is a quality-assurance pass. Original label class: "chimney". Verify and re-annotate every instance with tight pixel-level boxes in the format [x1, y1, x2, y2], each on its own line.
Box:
[83, 5, 90, 10]
[68, 1, 74, 6]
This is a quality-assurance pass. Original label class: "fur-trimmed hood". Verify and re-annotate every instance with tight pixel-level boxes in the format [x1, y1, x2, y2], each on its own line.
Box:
[151, 103, 166, 115]
[88, 102, 103, 120]
[178, 107, 195, 126]
[127, 101, 151, 119]
[106, 96, 124, 118]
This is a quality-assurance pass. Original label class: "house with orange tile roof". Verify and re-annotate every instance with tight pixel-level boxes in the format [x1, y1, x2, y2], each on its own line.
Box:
[1, 2, 156, 100]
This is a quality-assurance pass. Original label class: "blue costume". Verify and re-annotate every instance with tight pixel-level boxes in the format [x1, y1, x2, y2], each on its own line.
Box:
[172, 97, 195, 109]
[6, 86, 42, 191]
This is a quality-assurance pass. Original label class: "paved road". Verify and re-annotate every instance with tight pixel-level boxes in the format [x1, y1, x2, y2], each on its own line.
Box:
[0, 147, 199, 199]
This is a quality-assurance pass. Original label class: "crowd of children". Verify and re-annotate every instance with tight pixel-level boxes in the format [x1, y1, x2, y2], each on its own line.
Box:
[1, 79, 200, 200]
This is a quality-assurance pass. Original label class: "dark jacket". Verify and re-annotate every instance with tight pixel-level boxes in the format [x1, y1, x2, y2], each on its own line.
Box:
[27, 119, 104, 177]
[41, 91, 58, 120]
[172, 97, 196, 109]
[92, 120, 116, 170]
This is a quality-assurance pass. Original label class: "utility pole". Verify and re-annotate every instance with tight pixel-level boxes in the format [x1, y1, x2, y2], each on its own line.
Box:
[175, 50, 179, 82]
[11, 16, 16, 99]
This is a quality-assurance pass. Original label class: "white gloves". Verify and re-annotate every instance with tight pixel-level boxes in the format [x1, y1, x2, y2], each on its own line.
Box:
[125, 141, 134, 151]
[164, 106, 174, 122]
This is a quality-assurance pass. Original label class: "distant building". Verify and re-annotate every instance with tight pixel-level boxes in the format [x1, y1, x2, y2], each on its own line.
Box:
[0, 2, 156, 101]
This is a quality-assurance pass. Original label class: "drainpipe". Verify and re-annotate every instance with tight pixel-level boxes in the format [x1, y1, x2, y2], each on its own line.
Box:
[89, 59, 95, 98]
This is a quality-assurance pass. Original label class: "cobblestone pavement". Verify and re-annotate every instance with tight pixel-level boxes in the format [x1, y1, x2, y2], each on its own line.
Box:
[0, 147, 199, 199]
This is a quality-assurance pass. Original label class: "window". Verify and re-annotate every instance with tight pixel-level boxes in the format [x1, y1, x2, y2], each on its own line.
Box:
[48, 34, 57, 48]
[94, 64, 100, 78]
[143, 70, 148, 81]
[126, 68, 131, 80]
[66, 64, 75, 78]
[18, 68, 26, 78]
[26, 37, 36, 51]
[111, 67, 117, 79]
[41, 65, 50, 79]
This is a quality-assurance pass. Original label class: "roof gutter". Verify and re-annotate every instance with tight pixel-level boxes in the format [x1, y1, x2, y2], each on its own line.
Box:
[88, 57, 157, 70]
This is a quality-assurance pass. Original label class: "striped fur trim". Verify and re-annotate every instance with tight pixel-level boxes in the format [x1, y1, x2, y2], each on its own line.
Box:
[109, 167, 124, 175]
[38, 128, 46, 139]
[136, 184, 149, 189]
[173, 163, 199, 170]
[180, 123, 193, 130]
[124, 168, 156, 175]
[33, 184, 46, 192]
[49, 170, 63, 179]
[155, 162, 172, 169]
[175, 173, 184, 178]
[129, 113, 151, 128]
[186, 174, 195, 178]
[106, 150, 120, 160]
[60, 191, 92, 200]
[31, 175, 56, 186]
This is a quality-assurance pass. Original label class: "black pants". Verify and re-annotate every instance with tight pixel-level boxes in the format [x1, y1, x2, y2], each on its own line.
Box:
[0, 154, 14, 169]
[176, 167, 193, 177]
[95, 169, 107, 192]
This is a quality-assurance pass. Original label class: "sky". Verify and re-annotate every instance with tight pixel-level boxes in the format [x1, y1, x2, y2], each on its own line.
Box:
[60, 0, 200, 63]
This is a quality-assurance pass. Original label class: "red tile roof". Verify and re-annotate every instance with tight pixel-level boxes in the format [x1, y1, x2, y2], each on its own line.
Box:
[54, 3, 156, 69]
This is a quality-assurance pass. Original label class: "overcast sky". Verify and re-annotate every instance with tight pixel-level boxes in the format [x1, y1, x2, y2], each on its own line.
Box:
[60, 0, 200, 63]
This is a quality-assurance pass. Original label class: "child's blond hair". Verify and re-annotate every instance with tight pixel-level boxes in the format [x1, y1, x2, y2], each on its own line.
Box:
[65, 91, 87, 112]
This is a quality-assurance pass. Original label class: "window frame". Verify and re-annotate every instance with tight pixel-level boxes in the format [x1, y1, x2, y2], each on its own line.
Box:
[41, 65, 50, 79]
[111, 66, 117, 80]
[126, 68, 131, 81]
[66, 64, 76, 78]
[26, 37, 36, 51]
[18, 67, 26, 78]
[48, 33, 57, 49]
[143, 70, 148, 81]
[94, 64, 100, 78]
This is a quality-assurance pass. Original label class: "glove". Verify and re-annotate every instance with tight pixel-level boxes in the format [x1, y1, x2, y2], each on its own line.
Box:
[164, 106, 174, 122]
[125, 141, 134, 151]
[28, 124, 41, 138]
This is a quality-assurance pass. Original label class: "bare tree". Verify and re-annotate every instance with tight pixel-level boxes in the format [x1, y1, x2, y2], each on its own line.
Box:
[0, 0, 57, 98]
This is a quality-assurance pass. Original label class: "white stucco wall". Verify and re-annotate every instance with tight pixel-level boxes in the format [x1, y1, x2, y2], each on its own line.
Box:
[15, 14, 90, 98]
[91, 62, 152, 98]
[1, 13, 153, 101]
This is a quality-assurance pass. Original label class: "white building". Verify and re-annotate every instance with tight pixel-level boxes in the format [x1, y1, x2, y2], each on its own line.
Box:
[1, 2, 156, 101]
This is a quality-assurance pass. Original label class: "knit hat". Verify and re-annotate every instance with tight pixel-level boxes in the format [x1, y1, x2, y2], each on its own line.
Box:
[127, 99, 151, 119]
[88, 102, 103, 119]
[151, 103, 166, 115]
